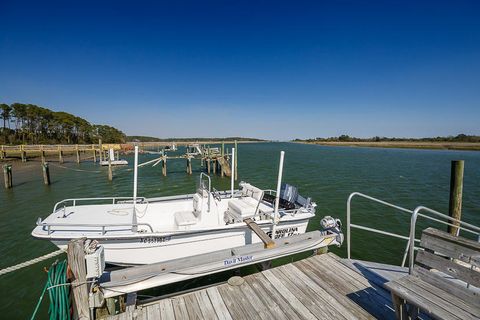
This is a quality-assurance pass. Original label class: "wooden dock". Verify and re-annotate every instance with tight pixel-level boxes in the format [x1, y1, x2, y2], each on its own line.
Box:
[0, 143, 123, 162]
[106, 253, 400, 319]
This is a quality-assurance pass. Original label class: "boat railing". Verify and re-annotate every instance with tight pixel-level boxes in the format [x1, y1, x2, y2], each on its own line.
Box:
[347, 192, 480, 273]
[53, 197, 147, 213]
[199, 173, 211, 212]
[263, 189, 277, 196]
[36, 220, 155, 235]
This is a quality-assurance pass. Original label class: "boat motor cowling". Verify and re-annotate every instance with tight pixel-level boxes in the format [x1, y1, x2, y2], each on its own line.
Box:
[320, 216, 344, 247]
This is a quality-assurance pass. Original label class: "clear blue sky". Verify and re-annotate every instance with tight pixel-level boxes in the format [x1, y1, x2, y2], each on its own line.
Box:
[1, 1, 479, 140]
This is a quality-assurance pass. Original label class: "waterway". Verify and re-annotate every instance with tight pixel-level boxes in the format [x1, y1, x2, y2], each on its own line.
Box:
[1, 142, 479, 318]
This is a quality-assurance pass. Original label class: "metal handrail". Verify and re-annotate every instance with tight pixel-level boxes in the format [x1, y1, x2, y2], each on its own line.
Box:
[347, 192, 415, 260]
[347, 192, 480, 273]
[408, 206, 480, 273]
[37, 221, 155, 235]
[199, 173, 211, 212]
[53, 197, 147, 212]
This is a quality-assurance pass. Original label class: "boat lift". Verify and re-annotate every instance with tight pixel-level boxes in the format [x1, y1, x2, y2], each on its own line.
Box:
[94, 229, 341, 299]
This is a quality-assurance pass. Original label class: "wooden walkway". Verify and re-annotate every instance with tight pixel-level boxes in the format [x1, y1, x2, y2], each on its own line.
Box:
[107, 253, 397, 319]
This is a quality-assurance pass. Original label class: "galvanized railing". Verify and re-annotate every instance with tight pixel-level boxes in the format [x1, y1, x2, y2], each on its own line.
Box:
[53, 197, 147, 212]
[347, 192, 480, 274]
[37, 220, 155, 235]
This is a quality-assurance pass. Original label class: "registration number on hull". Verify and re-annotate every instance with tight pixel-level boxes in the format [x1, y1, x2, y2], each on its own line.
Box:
[266, 227, 299, 239]
[139, 236, 171, 244]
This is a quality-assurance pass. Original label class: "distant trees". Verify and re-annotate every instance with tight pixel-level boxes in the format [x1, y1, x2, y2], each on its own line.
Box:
[0, 102, 126, 144]
[298, 134, 480, 143]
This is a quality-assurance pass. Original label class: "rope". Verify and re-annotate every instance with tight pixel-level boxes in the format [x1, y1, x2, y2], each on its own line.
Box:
[49, 163, 101, 173]
[0, 249, 65, 276]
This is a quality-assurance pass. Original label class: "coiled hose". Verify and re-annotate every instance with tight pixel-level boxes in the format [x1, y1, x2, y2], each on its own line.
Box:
[31, 259, 71, 320]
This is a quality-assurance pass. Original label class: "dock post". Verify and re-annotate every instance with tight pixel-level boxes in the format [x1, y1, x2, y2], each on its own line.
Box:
[207, 158, 211, 174]
[448, 160, 464, 236]
[220, 158, 224, 177]
[76, 145, 80, 163]
[108, 157, 113, 181]
[21, 145, 26, 162]
[41, 147, 46, 164]
[234, 140, 238, 180]
[186, 157, 192, 175]
[0, 145, 4, 160]
[58, 146, 64, 163]
[92, 146, 97, 163]
[213, 159, 217, 174]
[99, 139, 103, 162]
[42, 162, 51, 185]
[67, 238, 90, 320]
[162, 157, 167, 176]
[116, 151, 119, 161]
[3, 164, 12, 189]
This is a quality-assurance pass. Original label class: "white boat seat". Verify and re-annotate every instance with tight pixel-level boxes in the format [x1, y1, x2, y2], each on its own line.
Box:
[228, 197, 273, 218]
[174, 211, 197, 226]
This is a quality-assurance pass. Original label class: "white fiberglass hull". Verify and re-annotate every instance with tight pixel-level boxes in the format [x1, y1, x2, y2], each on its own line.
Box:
[51, 219, 310, 266]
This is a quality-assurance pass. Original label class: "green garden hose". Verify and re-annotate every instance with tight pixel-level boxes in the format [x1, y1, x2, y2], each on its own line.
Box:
[31, 260, 71, 320]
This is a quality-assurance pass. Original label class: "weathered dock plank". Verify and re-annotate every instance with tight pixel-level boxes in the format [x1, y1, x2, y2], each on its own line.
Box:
[107, 253, 397, 319]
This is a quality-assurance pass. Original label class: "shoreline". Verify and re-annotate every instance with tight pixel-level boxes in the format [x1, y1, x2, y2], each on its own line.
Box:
[294, 141, 480, 151]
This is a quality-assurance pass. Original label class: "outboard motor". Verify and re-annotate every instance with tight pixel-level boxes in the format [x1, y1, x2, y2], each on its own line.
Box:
[320, 216, 344, 246]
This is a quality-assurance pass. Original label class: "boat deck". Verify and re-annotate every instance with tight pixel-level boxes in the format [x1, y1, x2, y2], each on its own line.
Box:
[107, 253, 406, 319]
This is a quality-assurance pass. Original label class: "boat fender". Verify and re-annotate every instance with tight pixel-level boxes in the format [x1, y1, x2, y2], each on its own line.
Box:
[320, 216, 344, 246]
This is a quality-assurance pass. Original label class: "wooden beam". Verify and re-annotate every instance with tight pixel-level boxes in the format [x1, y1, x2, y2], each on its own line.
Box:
[67, 238, 90, 320]
[244, 218, 276, 249]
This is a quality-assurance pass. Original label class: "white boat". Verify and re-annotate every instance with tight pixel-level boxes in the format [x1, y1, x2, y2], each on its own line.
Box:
[164, 143, 177, 152]
[32, 149, 316, 266]
[99, 148, 128, 166]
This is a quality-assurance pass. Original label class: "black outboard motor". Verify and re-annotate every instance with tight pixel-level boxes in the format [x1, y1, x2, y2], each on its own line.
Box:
[320, 216, 344, 246]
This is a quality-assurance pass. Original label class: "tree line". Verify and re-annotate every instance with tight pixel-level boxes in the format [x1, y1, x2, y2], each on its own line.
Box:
[126, 136, 265, 142]
[295, 134, 480, 143]
[0, 103, 126, 144]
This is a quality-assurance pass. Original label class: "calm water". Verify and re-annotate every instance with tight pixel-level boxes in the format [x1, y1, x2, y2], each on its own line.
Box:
[1, 142, 480, 318]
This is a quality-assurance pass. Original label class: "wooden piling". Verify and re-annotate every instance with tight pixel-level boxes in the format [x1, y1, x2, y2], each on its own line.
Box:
[42, 162, 51, 185]
[3, 164, 12, 189]
[207, 158, 211, 174]
[67, 238, 90, 320]
[448, 160, 464, 236]
[213, 159, 217, 174]
[57, 145, 64, 163]
[186, 157, 192, 175]
[162, 157, 167, 176]
[93, 147, 97, 163]
[21, 145, 26, 162]
[108, 157, 113, 181]
[99, 139, 103, 162]
[0, 145, 4, 160]
[76, 145, 80, 163]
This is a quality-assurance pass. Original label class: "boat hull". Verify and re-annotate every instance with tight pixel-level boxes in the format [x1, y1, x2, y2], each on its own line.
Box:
[52, 218, 310, 266]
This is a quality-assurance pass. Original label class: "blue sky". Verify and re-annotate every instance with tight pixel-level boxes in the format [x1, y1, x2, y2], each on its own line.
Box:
[1, 1, 479, 140]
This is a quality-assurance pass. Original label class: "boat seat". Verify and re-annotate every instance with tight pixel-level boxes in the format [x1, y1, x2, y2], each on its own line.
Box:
[228, 197, 273, 220]
[174, 211, 197, 227]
